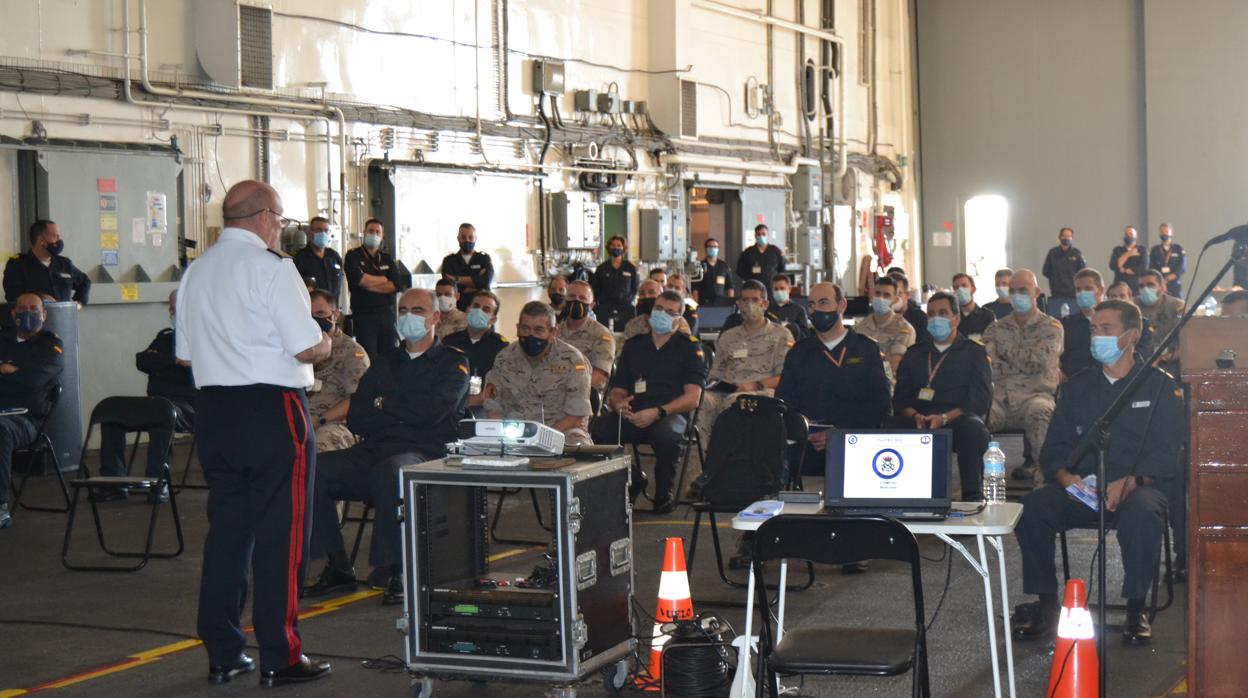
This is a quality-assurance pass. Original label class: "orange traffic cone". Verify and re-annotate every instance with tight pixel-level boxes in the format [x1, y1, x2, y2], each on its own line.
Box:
[636, 537, 695, 691]
[1046, 578, 1099, 697]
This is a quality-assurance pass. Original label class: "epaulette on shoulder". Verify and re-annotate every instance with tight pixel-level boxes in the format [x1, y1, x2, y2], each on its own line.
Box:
[688, 334, 699, 342]
[499, 335, 510, 344]
[444, 344, 466, 354]
[9, 254, 21, 260]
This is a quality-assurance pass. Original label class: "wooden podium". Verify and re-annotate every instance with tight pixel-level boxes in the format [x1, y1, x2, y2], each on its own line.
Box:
[1182, 317, 1248, 697]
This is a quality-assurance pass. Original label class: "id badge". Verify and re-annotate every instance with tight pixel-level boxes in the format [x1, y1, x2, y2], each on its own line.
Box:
[733, 349, 749, 359]
[1161, 266, 1170, 274]
[752, 265, 762, 274]
[918, 387, 936, 401]
[716, 275, 726, 285]
[634, 379, 647, 394]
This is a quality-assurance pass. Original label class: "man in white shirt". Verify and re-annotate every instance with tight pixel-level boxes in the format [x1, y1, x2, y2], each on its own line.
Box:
[176, 180, 333, 687]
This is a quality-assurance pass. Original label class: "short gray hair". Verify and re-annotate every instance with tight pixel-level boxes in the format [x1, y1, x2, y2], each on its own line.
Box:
[520, 300, 557, 328]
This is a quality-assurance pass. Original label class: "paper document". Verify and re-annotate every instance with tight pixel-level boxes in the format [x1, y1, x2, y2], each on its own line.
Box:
[739, 499, 785, 519]
[1066, 475, 1098, 511]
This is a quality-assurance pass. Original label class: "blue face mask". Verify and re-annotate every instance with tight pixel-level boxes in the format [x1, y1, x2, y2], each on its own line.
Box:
[1076, 290, 1098, 311]
[1139, 287, 1159, 306]
[396, 314, 428, 342]
[755, 235, 767, 246]
[1010, 293, 1033, 314]
[466, 307, 491, 331]
[648, 311, 676, 335]
[311, 231, 329, 249]
[773, 290, 790, 304]
[871, 297, 893, 316]
[954, 287, 973, 307]
[706, 247, 719, 259]
[15, 310, 42, 334]
[1090, 334, 1125, 365]
[927, 316, 953, 342]
[363, 233, 382, 250]
[519, 335, 548, 357]
[810, 310, 840, 333]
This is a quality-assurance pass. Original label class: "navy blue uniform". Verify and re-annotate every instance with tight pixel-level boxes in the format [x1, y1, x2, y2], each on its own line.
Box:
[1149, 243, 1187, 298]
[1016, 358, 1183, 600]
[101, 328, 196, 479]
[1042, 245, 1086, 299]
[902, 300, 932, 346]
[591, 259, 639, 330]
[735, 245, 785, 289]
[293, 245, 344, 300]
[984, 299, 1012, 320]
[771, 302, 811, 340]
[891, 336, 993, 499]
[959, 306, 996, 338]
[440, 250, 495, 311]
[345, 246, 405, 360]
[1059, 313, 1093, 378]
[3, 252, 90, 304]
[590, 332, 706, 499]
[776, 329, 890, 474]
[1109, 244, 1149, 293]
[310, 342, 470, 571]
[443, 329, 509, 379]
[694, 258, 736, 305]
[0, 329, 63, 506]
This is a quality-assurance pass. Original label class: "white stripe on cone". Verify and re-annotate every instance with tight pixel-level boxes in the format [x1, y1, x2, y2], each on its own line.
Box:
[657, 569, 692, 612]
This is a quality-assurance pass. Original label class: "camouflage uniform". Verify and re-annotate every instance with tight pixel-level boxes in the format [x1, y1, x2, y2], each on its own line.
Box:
[484, 339, 594, 445]
[854, 311, 916, 386]
[559, 317, 616, 381]
[982, 310, 1064, 480]
[437, 308, 468, 338]
[1139, 294, 1184, 346]
[697, 320, 794, 464]
[310, 331, 370, 453]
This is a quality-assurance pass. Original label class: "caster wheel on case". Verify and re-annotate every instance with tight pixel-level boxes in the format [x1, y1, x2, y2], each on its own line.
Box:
[603, 659, 629, 693]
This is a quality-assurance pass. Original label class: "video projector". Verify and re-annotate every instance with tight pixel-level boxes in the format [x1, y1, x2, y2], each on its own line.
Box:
[449, 419, 565, 457]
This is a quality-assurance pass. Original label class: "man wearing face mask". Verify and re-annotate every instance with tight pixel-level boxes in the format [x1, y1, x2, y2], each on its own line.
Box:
[433, 279, 468, 338]
[769, 275, 810, 340]
[1060, 269, 1106, 379]
[484, 301, 593, 445]
[443, 291, 508, 411]
[887, 273, 932, 346]
[558, 280, 615, 393]
[345, 218, 404, 361]
[951, 273, 995, 339]
[4, 219, 91, 306]
[665, 274, 700, 337]
[1106, 282, 1155, 357]
[736, 225, 786, 300]
[95, 290, 198, 502]
[1012, 300, 1181, 645]
[697, 281, 794, 462]
[984, 268, 1015, 319]
[1042, 227, 1086, 316]
[982, 269, 1064, 488]
[693, 237, 736, 306]
[1148, 223, 1186, 298]
[547, 275, 569, 316]
[1219, 289, 1248, 317]
[590, 291, 706, 513]
[0, 293, 65, 529]
[622, 280, 690, 343]
[304, 288, 470, 606]
[854, 276, 916, 379]
[308, 290, 369, 454]
[1136, 270, 1184, 371]
[440, 223, 494, 312]
[293, 217, 343, 301]
[891, 292, 993, 501]
[1110, 226, 1148, 293]
[591, 235, 639, 330]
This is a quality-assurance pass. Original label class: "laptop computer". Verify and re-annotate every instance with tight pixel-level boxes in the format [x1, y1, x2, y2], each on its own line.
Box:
[696, 305, 735, 332]
[823, 429, 953, 521]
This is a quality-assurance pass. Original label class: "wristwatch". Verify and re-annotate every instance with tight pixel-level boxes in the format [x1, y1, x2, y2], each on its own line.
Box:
[940, 413, 949, 427]
[657, 406, 668, 419]
[373, 396, 385, 410]
[318, 416, 327, 427]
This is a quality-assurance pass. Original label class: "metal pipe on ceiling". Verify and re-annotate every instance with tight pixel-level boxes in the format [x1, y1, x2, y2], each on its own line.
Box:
[692, 0, 846, 44]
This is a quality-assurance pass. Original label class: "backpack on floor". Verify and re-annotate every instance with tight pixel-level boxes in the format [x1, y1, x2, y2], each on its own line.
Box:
[692, 394, 791, 507]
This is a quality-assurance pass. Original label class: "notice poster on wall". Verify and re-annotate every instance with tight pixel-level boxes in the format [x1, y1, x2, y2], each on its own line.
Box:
[146, 191, 168, 235]
[132, 218, 146, 244]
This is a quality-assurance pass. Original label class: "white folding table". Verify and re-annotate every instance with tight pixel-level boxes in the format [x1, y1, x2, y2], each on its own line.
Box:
[730, 501, 1023, 698]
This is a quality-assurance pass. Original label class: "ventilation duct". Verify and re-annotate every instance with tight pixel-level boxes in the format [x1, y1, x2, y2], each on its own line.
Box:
[193, 0, 274, 91]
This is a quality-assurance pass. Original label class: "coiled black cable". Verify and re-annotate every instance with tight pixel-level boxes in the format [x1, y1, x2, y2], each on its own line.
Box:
[660, 619, 734, 698]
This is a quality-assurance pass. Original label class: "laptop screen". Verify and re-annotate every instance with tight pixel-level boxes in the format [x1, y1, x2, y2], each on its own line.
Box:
[824, 430, 952, 509]
[696, 305, 735, 332]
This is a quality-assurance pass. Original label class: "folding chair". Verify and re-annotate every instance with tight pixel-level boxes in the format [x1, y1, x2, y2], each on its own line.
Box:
[489, 487, 553, 546]
[62, 397, 184, 572]
[752, 515, 931, 698]
[10, 384, 69, 513]
[630, 340, 714, 505]
[123, 406, 199, 491]
[1059, 508, 1175, 624]
[339, 501, 375, 569]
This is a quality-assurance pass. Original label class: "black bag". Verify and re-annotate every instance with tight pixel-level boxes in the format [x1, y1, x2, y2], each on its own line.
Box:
[692, 394, 790, 507]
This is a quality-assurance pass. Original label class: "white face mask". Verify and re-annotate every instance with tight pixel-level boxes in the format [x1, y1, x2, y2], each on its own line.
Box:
[435, 296, 455, 313]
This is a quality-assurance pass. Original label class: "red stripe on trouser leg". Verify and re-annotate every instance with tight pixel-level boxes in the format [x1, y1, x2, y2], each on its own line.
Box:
[281, 391, 308, 665]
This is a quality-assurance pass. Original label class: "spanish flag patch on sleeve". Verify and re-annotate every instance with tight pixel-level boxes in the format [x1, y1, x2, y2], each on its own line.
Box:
[457, 362, 469, 376]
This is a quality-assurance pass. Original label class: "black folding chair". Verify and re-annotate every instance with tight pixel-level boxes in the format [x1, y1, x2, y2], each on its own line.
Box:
[488, 487, 553, 546]
[630, 340, 714, 505]
[123, 406, 199, 491]
[1059, 509, 1175, 624]
[752, 515, 931, 698]
[62, 397, 184, 572]
[10, 384, 69, 513]
[339, 501, 375, 569]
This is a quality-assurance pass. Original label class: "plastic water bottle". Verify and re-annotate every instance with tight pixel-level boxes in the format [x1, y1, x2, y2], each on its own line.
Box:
[1059, 302, 1070, 318]
[1202, 296, 1218, 317]
[983, 441, 1007, 504]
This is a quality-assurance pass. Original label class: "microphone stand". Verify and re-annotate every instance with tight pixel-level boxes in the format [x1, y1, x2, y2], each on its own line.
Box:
[1067, 235, 1248, 698]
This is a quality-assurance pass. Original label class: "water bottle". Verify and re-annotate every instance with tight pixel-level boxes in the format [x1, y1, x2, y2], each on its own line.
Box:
[983, 441, 1007, 504]
[1202, 296, 1218, 317]
[1059, 302, 1070, 318]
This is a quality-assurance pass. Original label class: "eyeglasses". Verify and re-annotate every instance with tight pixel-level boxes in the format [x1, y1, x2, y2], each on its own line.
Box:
[224, 208, 294, 226]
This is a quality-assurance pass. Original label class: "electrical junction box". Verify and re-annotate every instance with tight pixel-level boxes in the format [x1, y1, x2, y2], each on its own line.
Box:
[596, 93, 621, 114]
[551, 191, 602, 250]
[573, 90, 598, 112]
[794, 224, 824, 266]
[531, 60, 566, 95]
[640, 208, 685, 261]
[792, 165, 822, 211]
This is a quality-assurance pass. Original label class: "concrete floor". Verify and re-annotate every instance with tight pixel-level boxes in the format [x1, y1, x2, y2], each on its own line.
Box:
[0, 436, 1186, 697]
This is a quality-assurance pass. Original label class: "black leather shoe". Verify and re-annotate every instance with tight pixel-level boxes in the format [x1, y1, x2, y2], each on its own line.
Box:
[1011, 462, 1037, 481]
[1012, 600, 1059, 641]
[382, 575, 405, 606]
[1123, 610, 1152, 645]
[728, 553, 751, 570]
[90, 487, 128, 503]
[841, 562, 870, 574]
[629, 473, 649, 504]
[301, 565, 356, 598]
[208, 654, 255, 684]
[652, 495, 677, 515]
[259, 655, 331, 687]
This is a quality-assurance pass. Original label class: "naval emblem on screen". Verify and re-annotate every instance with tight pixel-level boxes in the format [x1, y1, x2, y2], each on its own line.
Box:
[843, 433, 935, 500]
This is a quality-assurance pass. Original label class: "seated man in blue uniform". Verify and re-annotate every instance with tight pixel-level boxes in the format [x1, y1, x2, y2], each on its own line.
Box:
[1011, 299, 1182, 646]
[303, 287, 470, 604]
[95, 290, 197, 502]
[0, 293, 65, 529]
[890, 291, 993, 501]
[590, 290, 706, 514]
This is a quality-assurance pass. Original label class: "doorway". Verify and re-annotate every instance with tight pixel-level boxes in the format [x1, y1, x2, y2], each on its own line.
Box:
[962, 194, 1009, 304]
